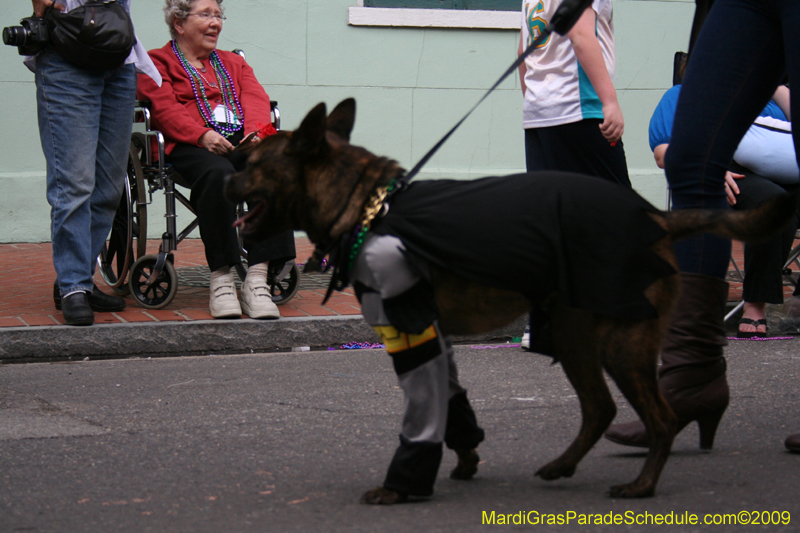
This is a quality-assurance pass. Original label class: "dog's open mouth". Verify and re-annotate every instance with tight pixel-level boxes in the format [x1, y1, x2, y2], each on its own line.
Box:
[233, 199, 266, 234]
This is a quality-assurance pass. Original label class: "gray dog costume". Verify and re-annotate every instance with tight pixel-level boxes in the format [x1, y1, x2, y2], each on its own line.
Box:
[353, 233, 484, 497]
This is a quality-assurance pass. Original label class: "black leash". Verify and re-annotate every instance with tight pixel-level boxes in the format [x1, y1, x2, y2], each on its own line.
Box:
[401, 0, 593, 185]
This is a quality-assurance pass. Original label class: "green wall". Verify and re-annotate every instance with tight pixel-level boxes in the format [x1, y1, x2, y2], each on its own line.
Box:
[0, 0, 693, 242]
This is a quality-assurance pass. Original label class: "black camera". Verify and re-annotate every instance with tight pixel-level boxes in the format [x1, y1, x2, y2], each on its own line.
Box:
[3, 16, 49, 56]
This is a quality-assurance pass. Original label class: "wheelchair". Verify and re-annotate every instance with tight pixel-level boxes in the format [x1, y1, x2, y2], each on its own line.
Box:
[97, 62, 300, 310]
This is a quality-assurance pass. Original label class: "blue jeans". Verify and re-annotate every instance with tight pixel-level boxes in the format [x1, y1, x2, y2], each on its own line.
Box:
[36, 48, 136, 296]
[665, 0, 800, 278]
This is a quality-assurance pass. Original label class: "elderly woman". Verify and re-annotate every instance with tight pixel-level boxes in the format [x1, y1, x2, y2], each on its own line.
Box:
[136, 0, 295, 319]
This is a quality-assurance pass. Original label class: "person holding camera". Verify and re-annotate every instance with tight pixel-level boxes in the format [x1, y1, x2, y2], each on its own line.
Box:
[21, 0, 160, 325]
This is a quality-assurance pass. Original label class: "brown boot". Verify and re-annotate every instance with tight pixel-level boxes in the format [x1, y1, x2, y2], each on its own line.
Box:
[604, 272, 730, 450]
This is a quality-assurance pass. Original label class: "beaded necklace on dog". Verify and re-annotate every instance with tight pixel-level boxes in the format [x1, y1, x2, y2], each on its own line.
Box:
[172, 40, 243, 137]
[346, 178, 397, 272]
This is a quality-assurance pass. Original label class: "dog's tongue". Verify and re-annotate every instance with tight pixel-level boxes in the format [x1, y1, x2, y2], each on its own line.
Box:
[232, 200, 267, 231]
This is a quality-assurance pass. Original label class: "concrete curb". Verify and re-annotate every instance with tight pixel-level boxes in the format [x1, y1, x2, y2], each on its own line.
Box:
[0, 315, 527, 363]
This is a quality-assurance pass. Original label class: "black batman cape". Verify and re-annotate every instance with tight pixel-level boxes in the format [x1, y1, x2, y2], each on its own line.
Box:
[371, 172, 676, 320]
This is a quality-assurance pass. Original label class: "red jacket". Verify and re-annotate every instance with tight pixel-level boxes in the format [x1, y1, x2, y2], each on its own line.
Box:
[137, 42, 277, 155]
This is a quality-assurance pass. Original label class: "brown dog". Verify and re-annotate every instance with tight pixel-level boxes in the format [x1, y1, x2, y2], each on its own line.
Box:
[225, 99, 795, 503]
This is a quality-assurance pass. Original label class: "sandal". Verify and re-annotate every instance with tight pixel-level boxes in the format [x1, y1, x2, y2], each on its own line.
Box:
[737, 317, 767, 338]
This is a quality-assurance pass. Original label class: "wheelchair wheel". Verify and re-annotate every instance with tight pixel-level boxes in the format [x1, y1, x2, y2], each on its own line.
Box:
[269, 260, 300, 305]
[97, 138, 148, 295]
[129, 254, 178, 309]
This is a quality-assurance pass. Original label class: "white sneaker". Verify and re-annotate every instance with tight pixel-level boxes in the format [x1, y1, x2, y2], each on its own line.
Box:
[520, 322, 531, 351]
[241, 263, 280, 319]
[209, 266, 242, 318]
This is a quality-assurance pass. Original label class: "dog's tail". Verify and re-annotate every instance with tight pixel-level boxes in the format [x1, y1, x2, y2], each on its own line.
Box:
[664, 192, 798, 244]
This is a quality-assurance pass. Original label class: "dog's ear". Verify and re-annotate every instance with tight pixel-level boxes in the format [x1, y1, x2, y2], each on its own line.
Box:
[287, 102, 328, 158]
[327, 98, 356, 142]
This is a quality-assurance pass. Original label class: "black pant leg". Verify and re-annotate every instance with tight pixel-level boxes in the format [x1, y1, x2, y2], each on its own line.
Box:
[732, 170, 797, 303]
[166, 144, 242, 271]
[245, 230, 296, 266]
[526, 120, 630, 188]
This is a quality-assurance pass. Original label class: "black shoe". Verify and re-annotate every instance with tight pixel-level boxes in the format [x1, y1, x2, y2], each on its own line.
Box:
[54, 282, 126, 312]
[61, 292, 94, 326]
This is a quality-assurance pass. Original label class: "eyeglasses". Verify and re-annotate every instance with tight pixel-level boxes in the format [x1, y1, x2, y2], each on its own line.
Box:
[187, 12, 226, 22]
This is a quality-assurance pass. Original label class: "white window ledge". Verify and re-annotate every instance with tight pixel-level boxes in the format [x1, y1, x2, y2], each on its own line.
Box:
[347, 7, 520, 29]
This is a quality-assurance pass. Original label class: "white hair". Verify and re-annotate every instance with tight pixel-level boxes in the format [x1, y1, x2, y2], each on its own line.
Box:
[164, 0, 224, 40]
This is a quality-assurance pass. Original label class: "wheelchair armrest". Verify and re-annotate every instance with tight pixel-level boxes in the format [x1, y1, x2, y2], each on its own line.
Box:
[134, 100, 152, 131]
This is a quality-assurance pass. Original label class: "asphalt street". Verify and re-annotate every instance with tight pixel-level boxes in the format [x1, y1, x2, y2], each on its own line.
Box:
[1, 339, 799, 532]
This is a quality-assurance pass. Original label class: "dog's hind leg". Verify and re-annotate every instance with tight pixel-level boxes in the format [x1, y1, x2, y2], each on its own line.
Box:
[536, 307, 617, 481]
[600, 319, 678, 498]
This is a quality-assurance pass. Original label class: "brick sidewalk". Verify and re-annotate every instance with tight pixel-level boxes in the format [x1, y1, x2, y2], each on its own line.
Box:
[0, 237, 361, 328]
[2, 237, 797, 329]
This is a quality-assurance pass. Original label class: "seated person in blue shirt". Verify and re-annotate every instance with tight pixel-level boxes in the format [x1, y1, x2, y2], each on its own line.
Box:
[649, 84, 799, 337]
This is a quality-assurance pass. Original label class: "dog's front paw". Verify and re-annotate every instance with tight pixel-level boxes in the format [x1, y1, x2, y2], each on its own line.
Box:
[535, 461, 576, 481]
[450, 448, 480, 480]
[360, 486, 409, 505]
[608, 482, 655, 499]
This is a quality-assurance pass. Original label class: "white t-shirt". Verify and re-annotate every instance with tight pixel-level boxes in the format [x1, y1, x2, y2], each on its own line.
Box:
[733, 116, 799, 184]
[521, 0, 616, 129]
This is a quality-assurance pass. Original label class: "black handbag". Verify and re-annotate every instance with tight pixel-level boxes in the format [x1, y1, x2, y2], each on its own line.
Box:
[46, 0, 135, 71]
